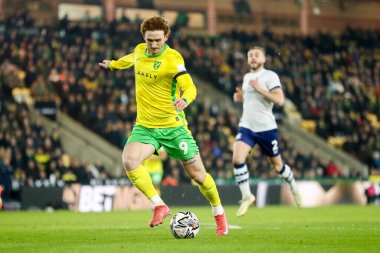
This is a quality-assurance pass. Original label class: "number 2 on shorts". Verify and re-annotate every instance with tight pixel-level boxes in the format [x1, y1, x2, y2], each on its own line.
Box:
[271, 140, 278, 154]
[179, 141, 188, 155]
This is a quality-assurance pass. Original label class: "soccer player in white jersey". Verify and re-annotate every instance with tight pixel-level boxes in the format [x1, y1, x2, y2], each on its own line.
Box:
[233, 46, 301, 216]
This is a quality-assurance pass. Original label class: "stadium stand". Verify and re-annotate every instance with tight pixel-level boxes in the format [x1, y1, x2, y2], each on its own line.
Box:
[1, 4, 379, 203]
[0, 14, 354, 184]
[174, 29, 380, 174]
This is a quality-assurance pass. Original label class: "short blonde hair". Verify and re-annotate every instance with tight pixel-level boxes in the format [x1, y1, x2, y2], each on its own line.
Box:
[248, 46, 266, 55]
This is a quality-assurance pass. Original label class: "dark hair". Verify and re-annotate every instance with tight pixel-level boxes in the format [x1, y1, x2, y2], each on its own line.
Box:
[248, 46, 266, 55]
[140, 16, 171, 37]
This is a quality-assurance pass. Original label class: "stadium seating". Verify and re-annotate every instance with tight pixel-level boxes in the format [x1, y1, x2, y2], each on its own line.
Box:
[1, 12, 378, 192]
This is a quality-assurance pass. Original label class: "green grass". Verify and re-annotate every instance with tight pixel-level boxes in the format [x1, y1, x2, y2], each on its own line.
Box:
[0, 205, 379, 253]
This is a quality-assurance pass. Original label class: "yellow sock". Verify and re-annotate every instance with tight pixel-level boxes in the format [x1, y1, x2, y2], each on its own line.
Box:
[197, 173, 221, 206]
[154, 185, 161, 196]
[127, 165, 158, 199]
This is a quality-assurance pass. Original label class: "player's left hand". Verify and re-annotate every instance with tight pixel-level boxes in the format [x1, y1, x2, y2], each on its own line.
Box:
[249, 79, 261, 92]
[174, 98, 188, 110]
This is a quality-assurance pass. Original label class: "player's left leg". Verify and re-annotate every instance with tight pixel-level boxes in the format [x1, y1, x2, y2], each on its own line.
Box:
[257, 129, 301, 207]
[160, 126, 228, 236]
[182, 154, 228, 236]
[268, 155, 302, 207]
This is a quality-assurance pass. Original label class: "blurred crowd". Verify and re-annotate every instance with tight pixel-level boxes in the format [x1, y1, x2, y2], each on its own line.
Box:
[0, 100, 112, 201]
[3, 12, 377, 196]
[174, 28, 380, 176]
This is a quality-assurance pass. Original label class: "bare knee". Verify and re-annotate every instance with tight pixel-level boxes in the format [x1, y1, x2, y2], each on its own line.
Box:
[183, 155, 206, 184]
[232, 153, 246, 165]
[187, 168, 205, 184]
[272, 163, 283, 173]
[122, 149, 140, 171]
[271, 162, 284, 173]
[232, 142, 251, 165]
[268, 156, 284, 173]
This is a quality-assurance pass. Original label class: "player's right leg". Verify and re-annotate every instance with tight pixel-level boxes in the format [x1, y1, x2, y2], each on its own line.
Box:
[123, 126, 170, 227]
[233, 136, 256, 217]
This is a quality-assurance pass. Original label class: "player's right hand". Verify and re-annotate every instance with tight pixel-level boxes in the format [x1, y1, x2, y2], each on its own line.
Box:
[98, 60, 111, 69]
[233, 87, 243, 102]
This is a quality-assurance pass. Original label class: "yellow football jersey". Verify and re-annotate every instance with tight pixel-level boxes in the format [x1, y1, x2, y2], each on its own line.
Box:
[109, 43, 197, 128]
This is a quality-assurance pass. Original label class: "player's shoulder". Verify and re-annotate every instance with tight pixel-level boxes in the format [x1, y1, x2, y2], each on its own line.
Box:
[134, 43, 146, 52]
[165, 45, 184, 61]
[263, 69, 279, 78]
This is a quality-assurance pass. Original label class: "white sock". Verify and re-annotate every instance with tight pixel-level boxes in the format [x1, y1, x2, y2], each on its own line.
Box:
[212, 204, 224, 216]
[150, 194, 165, 206]
[234, 163, 252, 199]
[279, 164, 296, 189]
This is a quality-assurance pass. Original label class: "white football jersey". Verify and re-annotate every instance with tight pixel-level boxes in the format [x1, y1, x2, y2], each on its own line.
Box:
[239, 68, 282, 132]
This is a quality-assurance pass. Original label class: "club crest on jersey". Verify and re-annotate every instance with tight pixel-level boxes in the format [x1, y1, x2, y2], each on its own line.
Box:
[153, 61, 161, 70]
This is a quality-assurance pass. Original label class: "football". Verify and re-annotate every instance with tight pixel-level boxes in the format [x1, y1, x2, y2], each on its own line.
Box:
[169, 211, 200, 239]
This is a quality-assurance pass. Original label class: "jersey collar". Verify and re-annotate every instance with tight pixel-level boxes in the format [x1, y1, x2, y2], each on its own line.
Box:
[145, 44, 168, 58]
[251, 68, 265, 75]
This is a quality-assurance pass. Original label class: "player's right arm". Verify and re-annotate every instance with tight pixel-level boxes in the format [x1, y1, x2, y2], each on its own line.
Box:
[98, 53, 135, 70]
[233, 87, 243, 102]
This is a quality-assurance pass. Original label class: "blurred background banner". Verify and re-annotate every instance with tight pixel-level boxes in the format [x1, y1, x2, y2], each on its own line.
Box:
[17, 181, 369, 211]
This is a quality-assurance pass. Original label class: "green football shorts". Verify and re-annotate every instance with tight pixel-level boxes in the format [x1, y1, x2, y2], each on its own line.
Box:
[127, 125, 199, 160]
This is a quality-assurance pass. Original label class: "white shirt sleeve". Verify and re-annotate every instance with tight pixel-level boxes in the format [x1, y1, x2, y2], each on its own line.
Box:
[267, 71, 282, 91]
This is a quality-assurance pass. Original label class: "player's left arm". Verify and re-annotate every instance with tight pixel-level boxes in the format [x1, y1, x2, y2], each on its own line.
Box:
[172, 54, 197, 110]
[174, 73, 197, 110]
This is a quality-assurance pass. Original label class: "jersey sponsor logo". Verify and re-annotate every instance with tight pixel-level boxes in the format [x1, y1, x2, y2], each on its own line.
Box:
[136, 70, 158, 79]
[177, 64, 186, 72]
[153, 61, 161, 70]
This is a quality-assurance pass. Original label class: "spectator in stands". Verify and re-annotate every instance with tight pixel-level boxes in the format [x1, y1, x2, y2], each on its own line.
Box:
[233, 0, 252, 16]
[162, 160, 186, 187]
[326, 160, 342, 178]
[0, 155, 13, 202]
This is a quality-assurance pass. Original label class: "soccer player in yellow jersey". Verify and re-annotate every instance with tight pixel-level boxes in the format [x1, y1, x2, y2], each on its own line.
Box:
[99, 16, 228, 236]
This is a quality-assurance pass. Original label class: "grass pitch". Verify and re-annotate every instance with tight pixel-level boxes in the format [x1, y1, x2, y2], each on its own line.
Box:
[0, 205, 379, 253]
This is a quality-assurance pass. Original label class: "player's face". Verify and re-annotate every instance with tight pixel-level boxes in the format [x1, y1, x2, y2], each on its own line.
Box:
[144, 30, 168, 55]
[247, 49, 266, 71]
